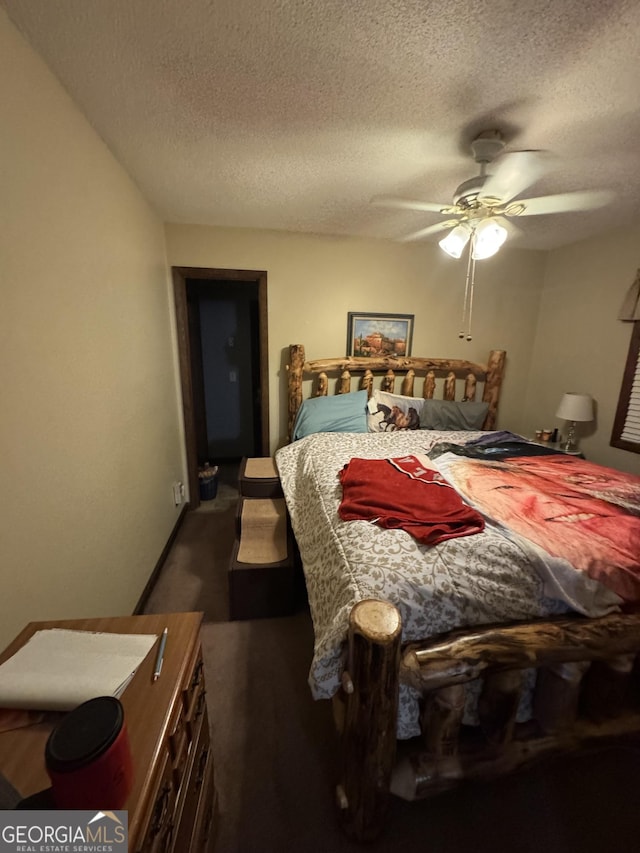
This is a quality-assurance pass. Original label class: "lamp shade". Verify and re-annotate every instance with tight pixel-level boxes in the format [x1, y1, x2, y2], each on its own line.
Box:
[439, 224, 471, 259]
[471, 219, 508, 260]
[555, 392, 594, 422]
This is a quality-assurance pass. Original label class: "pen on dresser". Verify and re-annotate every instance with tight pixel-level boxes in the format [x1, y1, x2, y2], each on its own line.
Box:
[153, 627, 168, 682]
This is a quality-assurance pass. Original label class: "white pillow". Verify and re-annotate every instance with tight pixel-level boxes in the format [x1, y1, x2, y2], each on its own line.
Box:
[367, 389, 424, 432]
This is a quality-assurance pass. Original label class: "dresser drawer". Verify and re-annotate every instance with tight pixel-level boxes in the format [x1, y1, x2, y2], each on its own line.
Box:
[183, 652, 205, 715]
[169, 694, 188, 760]
[136, 750, 177, 853]
[172, 703, 214, 853]
[191, 752, 218, 853]
[192, 750, 216, 853]
[188, 680, 207, 736]
[172, 729, 190, 793]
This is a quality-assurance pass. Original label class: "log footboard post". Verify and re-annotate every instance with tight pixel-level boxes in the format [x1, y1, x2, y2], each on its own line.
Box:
[482, 349, 506, 430]
[287, 344, 305, 441]
[338, 599, 402, 842]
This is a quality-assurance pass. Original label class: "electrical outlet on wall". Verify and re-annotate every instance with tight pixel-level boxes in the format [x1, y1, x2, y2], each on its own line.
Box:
[172, 482, 184, 506]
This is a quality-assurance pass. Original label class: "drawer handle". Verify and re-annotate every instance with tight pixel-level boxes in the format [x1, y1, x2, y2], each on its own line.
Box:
[190, 659, 204, 691]
[195, 744, 210, 789]
[194, 689, 207, 719]
[150, 783, 171, 838]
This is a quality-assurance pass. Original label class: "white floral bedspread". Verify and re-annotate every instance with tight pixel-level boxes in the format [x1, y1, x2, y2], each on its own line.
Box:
[275, 431, 592, 738]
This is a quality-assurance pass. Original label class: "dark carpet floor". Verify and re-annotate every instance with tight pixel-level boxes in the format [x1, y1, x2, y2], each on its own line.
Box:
[144, 464, 640, 853]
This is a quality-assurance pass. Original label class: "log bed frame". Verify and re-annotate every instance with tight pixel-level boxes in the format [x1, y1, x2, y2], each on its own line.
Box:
[285, 344, 640, 842]
[286, 343, 507, 441]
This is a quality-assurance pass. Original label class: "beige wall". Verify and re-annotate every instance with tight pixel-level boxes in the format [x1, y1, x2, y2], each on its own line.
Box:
[525, 223, 640, 474]
[165, 224, 547, 450]
[0, 11, 186, 649]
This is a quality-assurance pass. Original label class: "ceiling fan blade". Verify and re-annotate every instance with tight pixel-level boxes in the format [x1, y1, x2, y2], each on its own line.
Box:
[503, 189, 615, 217]
[479, 151, 549, 205]
[399, 219, 461, 242]
[371, 195, 457, 214]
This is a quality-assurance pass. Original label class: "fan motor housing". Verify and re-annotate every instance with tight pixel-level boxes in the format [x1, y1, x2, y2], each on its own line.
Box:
[453, 176, 486, 208]
[453, 134, 507, 208]
[470, 134, 506, 165]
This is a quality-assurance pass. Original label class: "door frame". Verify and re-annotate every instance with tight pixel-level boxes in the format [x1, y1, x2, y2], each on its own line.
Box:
[172, 266, 269, 507]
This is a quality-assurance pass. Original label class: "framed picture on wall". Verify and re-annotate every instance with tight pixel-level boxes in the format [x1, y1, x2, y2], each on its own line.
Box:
[346, 312, 414, 358]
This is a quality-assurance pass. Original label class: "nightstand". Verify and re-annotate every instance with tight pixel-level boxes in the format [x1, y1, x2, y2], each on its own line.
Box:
[529, 439, 584, 458]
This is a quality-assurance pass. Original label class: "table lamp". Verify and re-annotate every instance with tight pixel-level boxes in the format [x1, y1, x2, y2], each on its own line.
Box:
[555, 392, 594, 452]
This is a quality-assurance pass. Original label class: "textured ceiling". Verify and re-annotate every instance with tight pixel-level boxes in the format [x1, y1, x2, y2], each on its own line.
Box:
[3, 0, 640, 250]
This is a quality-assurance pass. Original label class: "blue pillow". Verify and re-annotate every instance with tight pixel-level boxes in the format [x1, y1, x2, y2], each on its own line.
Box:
[292, 390, 368, 440]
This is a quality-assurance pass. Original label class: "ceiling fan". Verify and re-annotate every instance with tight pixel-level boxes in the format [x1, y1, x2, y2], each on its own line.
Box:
[371, 129, 614, 257]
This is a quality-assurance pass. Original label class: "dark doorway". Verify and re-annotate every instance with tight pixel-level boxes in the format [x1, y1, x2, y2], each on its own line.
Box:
[173, 267, 269, 507]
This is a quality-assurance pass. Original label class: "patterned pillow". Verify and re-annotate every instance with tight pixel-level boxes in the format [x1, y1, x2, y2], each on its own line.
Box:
[367, 389, 424, 432]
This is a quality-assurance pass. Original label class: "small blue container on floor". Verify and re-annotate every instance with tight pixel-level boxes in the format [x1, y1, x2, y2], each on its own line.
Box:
[199, 476, 218, 501]
[198, 464, 219, 501]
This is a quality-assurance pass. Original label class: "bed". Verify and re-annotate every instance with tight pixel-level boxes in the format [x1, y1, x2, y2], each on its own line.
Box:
[275, 344, 640, 842]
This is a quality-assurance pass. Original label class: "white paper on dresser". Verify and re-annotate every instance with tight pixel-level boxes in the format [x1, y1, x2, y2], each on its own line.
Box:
[0, 628, 158, 711]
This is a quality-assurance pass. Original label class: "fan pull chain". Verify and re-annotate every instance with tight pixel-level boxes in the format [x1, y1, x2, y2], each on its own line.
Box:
[466, 253, 476, 341]
[459, 237, 476, 341]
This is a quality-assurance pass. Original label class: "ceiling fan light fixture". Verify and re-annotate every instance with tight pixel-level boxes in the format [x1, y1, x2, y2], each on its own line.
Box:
[439, 224, 472, 259]
[471, 219, 508, 260]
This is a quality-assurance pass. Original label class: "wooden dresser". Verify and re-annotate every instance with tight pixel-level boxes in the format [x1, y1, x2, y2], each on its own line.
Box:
[0, 612, 216, 852]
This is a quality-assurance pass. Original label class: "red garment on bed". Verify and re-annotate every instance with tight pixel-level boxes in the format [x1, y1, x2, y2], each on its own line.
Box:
[338, 455, 485, 546]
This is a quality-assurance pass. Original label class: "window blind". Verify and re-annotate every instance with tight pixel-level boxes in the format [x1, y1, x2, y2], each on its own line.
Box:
[611, 322, 640, 453]
[620, 353, 640, 442]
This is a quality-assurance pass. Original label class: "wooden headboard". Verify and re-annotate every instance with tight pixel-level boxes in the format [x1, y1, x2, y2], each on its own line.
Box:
[286, 344, 506, 441]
